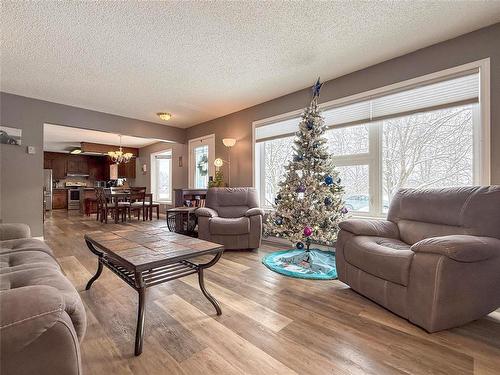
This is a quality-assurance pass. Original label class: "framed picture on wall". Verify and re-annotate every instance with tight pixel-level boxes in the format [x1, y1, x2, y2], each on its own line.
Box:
[0, 126, 22, 146]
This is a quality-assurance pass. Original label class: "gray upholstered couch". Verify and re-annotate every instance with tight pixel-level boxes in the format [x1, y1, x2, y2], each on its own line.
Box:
[336, 186, 500, 332]
[0, 223, 86, 375]
[196, 187, 264, 250]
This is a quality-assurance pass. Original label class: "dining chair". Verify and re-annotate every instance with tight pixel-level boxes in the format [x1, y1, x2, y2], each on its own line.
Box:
[96, 187, 129, 223]
[129, 188, 146, 220]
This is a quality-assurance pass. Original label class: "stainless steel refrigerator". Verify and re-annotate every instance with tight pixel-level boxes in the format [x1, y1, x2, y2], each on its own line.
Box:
[44, 169, 53, 211]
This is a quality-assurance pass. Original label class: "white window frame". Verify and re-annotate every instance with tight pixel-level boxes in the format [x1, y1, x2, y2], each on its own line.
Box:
[252, 58, 491, 215]
[188, 134, 215, 189]
[150, 149, 173, 204]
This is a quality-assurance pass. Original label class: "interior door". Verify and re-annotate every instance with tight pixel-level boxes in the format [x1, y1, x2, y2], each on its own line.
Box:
[188, 135, 215, 189]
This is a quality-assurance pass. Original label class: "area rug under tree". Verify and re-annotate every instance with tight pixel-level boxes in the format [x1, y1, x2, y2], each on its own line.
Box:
[262, 248, 337, 280]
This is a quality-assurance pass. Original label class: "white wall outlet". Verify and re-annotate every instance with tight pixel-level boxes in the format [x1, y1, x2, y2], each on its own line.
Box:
[27, 146, 36, 154]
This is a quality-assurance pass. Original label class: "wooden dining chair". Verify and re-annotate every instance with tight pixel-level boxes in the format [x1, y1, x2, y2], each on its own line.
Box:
[96, 187, 129, 223]
[129, 188, 146, 220]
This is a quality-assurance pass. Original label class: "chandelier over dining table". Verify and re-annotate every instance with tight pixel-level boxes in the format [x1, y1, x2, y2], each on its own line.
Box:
[108, 135, 133, 164]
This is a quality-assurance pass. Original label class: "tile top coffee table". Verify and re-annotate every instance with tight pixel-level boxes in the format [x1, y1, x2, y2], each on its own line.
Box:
[84, 225, 224, 356]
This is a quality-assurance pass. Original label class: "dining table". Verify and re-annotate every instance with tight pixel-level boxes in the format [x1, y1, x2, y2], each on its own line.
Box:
[105, 190, 154, 223]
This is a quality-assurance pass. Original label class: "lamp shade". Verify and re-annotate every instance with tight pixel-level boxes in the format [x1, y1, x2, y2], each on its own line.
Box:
[222, 138, 236, 147]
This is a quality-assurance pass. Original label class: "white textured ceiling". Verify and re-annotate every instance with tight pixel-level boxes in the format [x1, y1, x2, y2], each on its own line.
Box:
[2, 2, 500, 129]
[43, 123, 163, 153]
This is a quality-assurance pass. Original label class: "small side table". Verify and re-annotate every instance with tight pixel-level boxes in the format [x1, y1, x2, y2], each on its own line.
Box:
[166, 207, 198, 235]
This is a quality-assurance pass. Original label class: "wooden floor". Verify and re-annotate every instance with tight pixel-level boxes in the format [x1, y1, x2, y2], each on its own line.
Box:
[44, 210, 500, 375]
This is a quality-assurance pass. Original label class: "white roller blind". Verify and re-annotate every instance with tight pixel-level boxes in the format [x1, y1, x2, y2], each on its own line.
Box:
[370, 72, 479, 120]
[255, 71, 479, 142]
[255, 116, 300, 142]
[154, 152, 172, 160]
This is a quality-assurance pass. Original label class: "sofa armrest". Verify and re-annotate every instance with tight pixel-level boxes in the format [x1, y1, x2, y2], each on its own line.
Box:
[0, 285, 65, 352]
[410, 235, 500, 262]
[196, 207, 219, 218]
[339, 219, 399, 239]
[245, 208, 264, 217]
[0, 223, 31, 241]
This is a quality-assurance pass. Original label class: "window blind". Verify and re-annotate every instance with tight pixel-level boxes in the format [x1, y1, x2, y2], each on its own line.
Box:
[154, 152, 172, 160]
[255, 71, 479, 142]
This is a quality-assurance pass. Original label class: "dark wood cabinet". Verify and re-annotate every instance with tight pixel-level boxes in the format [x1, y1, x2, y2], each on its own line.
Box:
[105, 158, 136, 179]
[52, 189, 68, 209]
[44, 152, 107, 181]
[52, 158, 67, 179]
[118, 158, 136, 179]
[88, 156, 106, 180]
[67, 156, 89, 175]
[44, 157, 52, 169]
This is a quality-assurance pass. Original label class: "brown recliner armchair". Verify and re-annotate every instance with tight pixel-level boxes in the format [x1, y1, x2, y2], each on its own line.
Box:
[196, 188, 264, 250]
[336, 186, 500, 332]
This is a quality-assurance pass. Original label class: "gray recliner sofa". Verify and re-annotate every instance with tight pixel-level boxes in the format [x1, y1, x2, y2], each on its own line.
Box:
[196, 187, 264, 250]
[0, 223, 86, 375]
[336, 186, 500, 332]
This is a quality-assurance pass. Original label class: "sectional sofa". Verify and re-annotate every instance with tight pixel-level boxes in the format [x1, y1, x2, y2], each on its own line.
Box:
[0, 223, 86, 375]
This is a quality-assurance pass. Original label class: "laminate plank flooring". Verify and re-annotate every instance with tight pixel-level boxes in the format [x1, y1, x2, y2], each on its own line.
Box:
[43, 211, 500, 375]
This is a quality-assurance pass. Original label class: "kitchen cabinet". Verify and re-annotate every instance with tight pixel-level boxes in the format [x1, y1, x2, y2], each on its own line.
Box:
[67, 157, 89, 175]
[52, 158, 67, 180]
[105, 158, 136, 179]
[118, 158, 136, 178]
[88, 156, 106, 180]
[52, 189, 68, 209]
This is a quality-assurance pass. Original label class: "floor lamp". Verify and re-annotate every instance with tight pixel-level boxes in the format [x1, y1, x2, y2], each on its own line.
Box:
[222, 138, 236, 186]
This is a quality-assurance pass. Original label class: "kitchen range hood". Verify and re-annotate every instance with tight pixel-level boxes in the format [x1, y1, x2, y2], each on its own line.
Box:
[66, 173, 90, 177]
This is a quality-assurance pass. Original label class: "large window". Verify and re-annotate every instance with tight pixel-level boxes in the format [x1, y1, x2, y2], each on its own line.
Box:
[151, 150, 172, 203]
[254, 64, 489, 216]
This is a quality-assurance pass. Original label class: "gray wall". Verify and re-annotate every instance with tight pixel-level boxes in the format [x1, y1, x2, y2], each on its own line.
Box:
[186, 23, 500, 187]
[135, 141, 188, 209]
[2, 23, 499, 236]
[0, 93, 185, 236]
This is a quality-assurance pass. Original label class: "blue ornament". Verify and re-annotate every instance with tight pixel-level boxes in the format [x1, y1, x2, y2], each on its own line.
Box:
[341, 207, 349, 214]
[293, 154, 304, 162]
[277, 193, 282, 200]
[336, 177, 341, 184]
[312, 141, 320, 148]
[275, 217, 283, 225]
[306, 120, 314, 130]
[324, 197, 332, 206]
[296, 185, 306, 193]
[274, 198, 279, 205]
[324, 175, 334, 185]
[296, 242, 305, 250]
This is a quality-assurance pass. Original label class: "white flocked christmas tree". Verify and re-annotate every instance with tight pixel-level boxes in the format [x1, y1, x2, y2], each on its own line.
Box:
[264, 79, 347, 271]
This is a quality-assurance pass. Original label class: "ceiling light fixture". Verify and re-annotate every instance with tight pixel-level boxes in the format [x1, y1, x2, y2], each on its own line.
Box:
[157, 112, 172, 121]
[107, 135, 133, 164]
[70, 148, 82, 154]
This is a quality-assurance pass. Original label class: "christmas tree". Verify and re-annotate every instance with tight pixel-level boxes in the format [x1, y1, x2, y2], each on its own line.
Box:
[264, 78, 347, 271]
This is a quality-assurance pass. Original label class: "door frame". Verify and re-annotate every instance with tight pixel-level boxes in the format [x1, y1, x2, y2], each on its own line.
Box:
[188, 134, 215, 189]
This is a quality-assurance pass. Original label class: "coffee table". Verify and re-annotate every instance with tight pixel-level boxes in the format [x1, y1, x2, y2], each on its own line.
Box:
[84, 226, 224, 356]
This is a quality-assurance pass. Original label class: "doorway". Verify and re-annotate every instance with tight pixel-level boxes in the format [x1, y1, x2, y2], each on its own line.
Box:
[188, 134, 215, 189]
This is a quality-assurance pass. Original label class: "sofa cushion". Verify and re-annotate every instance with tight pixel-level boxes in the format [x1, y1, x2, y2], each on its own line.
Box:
[344, 236, 414, 286]
[0, 238, 55, 258]
[209, 217, 250, 235]
[0, 250, 60, 274]
[0, 268, 86, 341]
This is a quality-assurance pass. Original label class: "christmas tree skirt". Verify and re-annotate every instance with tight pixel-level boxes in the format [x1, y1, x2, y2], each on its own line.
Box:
[262, 249, 337, 280]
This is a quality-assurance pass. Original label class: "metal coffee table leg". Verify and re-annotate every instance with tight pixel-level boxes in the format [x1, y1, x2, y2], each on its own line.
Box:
[85, 240, 104, 290]
[196, 252, 223, 315]
[85, 260, 103, 290]
[134, 271, 146, 356]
